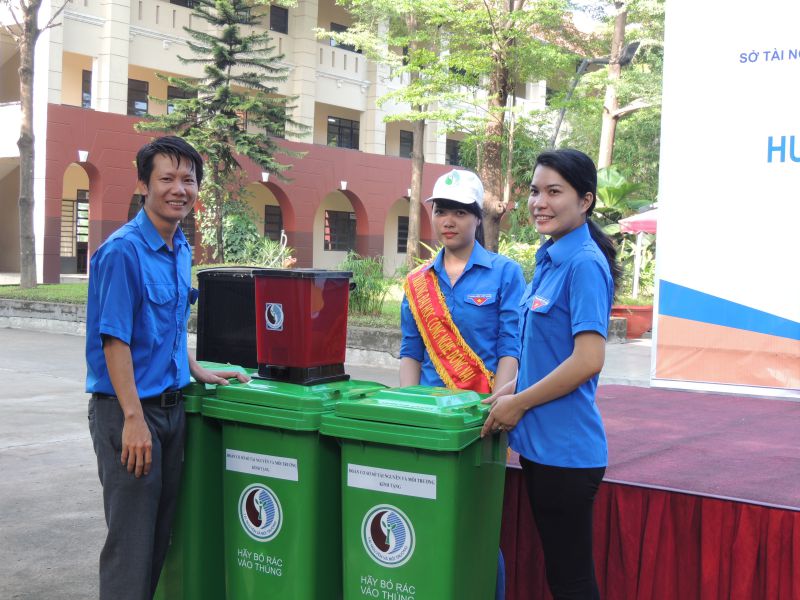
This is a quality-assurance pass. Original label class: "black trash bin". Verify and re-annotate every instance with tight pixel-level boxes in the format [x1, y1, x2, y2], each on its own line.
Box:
[196, 267, 258, 368]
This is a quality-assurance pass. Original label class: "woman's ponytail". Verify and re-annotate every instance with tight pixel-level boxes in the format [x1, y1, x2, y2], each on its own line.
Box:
[586, 218, 621, 290]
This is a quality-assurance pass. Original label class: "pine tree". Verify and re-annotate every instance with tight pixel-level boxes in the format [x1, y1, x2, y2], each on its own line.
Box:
[136, 0, 306, 261]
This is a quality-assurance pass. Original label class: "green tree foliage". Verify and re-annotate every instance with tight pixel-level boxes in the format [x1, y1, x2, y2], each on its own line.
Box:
[558, 0, 664, 200]
[136, 0, 307, 261]
[323, 0, 584, 252]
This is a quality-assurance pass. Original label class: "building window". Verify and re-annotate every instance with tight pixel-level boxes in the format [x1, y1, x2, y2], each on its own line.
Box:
[397, 215, 409, 254]
[60, 200, 76, 257]
[270, 5, 288, 34]
[324, 210, 356, 251]
[170, 0, 195, 7]
[327, 116, 359, 150]
[62, 192, 89, 273]
[127, 79, 149, 117]
[76, 190, 89, 245]
[399, 130, 413, 159]
[445, 139, 461, 166]
[264, 205, 283, 241]
[330, 22, 358, 53]
[81, 70, 91, 109]
[167, 85, 196, 114]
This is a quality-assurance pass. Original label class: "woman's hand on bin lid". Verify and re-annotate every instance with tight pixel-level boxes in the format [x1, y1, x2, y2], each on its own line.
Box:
[480, 379, 524, 438]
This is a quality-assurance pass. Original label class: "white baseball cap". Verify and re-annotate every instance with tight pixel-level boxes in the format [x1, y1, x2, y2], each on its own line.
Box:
[425, 169, 484, 209]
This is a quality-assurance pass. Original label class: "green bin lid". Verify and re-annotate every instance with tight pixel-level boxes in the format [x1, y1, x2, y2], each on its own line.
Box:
[332, 385, 489, 430]
[215, 377, 386, 412]
[202, 396, 327, 431]
[319, 413, 485, 452]
[182, 361, 249, 411]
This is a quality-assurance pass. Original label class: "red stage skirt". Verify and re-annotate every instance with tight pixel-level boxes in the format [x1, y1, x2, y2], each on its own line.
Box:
[501, 470, 800, 600]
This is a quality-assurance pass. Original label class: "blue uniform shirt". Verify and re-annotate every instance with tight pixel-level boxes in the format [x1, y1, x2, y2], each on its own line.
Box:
[400, 241, 525, 388]
[509, 223, 613, 468]
[86, 208, 195, 398]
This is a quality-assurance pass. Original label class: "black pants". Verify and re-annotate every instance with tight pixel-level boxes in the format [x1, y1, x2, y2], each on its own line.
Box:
[519, 457, 605, 600]
[88, 396, 186, 600]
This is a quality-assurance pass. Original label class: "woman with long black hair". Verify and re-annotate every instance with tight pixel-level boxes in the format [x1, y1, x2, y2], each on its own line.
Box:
[482, 149, 619, 599]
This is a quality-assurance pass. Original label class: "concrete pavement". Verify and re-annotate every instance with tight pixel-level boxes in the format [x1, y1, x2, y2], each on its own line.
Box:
[0, 328, 651, 599]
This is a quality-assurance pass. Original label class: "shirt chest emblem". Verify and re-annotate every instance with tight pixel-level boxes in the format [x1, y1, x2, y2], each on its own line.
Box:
[531, 295, 550, 310]
[466, 293, 494, 306]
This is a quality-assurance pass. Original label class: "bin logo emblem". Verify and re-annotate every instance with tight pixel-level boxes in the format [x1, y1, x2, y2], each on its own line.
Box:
[265, 303, 284, 331]
[362, 504, 415, 567]
[239, 484, 283, 542]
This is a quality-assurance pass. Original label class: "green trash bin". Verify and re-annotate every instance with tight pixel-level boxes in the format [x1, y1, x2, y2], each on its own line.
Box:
[154, 361, 250, 600]
[202, 377, 386, 599]
[319, 386, 507, 600]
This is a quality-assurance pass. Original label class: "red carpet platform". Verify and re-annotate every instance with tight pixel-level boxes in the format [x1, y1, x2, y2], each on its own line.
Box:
[500, 385, 800, 600]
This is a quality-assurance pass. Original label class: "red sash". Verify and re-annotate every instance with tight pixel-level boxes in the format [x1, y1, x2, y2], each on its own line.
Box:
[404, 264, 494, 393]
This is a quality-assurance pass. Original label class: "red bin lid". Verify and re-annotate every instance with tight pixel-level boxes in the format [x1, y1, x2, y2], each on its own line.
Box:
[253, 268, 352, 279]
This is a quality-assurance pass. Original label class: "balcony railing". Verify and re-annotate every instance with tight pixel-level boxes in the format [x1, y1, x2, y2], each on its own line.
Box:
[317, 43, 366, 80]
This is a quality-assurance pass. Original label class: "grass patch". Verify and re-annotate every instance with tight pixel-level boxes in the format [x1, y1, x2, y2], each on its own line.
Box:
[0, 281, 405, 329]
[614, 295, 654, 306]
[0, 283, 89, 304]
[348, 298, 402, 329]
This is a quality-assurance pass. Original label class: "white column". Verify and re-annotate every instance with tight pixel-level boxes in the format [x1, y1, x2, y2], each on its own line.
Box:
[359, 22, 388, 154]
[286, 0, 318, 139]
[95, 0, 131, 114]
[424, 119, 447, 165]
[32, 0, 59, 282]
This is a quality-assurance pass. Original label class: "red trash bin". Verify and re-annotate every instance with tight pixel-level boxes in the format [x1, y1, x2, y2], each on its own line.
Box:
[253, 269, 352, 385]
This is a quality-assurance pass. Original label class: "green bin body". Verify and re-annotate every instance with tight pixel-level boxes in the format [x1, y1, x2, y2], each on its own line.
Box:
[154, 362, 249, 600]
[204, 378, 385, 599]
[319, 386, 507, 600]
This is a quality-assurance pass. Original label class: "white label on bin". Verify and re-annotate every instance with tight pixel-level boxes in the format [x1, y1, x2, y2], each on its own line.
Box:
[347, 464, 436, 500]
[226, 449, 299, 482]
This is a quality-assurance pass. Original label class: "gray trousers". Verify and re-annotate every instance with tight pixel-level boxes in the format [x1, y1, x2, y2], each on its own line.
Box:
[88, 396, 185, 600]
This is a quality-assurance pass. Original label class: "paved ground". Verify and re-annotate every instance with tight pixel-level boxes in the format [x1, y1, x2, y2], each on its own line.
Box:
[0, 328, 650, 599]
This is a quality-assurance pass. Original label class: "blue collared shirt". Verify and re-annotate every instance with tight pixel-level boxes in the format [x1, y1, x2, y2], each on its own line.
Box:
[509, 223, 613, 468]
[85, 208, 195, 398]
[400, 241, 525, 388]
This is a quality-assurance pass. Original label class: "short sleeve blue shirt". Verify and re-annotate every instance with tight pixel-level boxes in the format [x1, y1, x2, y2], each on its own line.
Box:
[509, 224, 613, 468]
[400, 242, 526, 387]
[85, 208, 195, 398]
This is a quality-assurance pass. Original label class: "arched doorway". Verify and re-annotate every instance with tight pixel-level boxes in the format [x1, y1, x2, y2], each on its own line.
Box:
[243, 182, 284, 242]
[382, 196, 411, 276]
[60, 163, 90, 274]
[313, 190, 357, 269]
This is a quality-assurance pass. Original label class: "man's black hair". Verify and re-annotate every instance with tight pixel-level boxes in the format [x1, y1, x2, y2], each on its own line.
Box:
[136, 136, 204, 190]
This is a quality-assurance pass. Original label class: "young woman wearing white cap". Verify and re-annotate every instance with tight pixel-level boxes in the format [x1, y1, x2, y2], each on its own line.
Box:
[399, 169, 525, 599]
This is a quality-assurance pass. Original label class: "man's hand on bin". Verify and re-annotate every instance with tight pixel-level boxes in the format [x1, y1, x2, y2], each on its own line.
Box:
[190, 361, 251, 386]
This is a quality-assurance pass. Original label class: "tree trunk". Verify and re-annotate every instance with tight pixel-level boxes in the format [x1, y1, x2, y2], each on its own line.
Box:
[478, 54, 510, 252]
[597, 2, 627, 169]
[403, 12, 425, 269]
[17, 0, 43, 288]
[405, 116, 425, 269]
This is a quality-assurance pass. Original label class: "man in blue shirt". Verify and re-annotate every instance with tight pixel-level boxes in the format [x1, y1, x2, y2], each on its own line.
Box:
[86, 136, 247, 600]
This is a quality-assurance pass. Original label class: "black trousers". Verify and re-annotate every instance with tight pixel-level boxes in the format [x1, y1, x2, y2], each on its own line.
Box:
[519, 456, 605, 600]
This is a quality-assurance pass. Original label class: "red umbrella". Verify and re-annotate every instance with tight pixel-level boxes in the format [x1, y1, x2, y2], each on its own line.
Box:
[619, 208, 657, 234]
